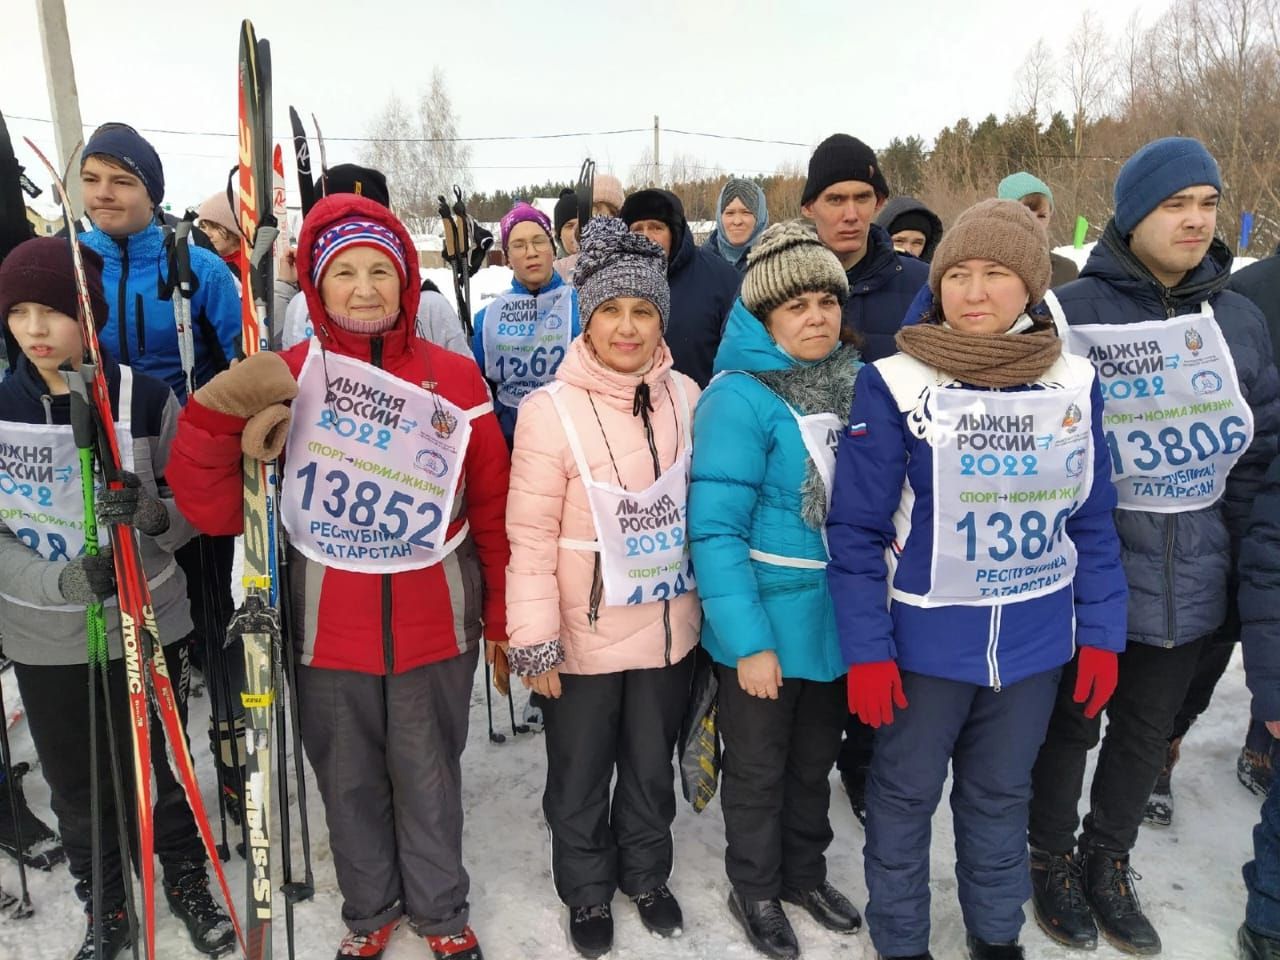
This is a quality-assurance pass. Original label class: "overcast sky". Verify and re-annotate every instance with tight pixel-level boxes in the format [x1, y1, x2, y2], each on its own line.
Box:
[4, 0, 1157, 216]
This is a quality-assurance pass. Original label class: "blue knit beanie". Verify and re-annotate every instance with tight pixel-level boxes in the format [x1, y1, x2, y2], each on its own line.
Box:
[1114, 137, 1221, 236]
[82, 123, 165, 205]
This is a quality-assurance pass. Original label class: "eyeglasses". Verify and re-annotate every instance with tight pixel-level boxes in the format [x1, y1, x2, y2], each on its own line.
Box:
[508, 236, 550, 254]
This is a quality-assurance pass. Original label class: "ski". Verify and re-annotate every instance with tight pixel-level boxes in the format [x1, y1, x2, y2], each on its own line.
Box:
[574, 158, 596, 241]
[234, 19, 283, 960]
[311, 113, 328, 197]
[439, 188, 473, 336]
[287, 108, 315, 217]
[24, 136, 246, 960]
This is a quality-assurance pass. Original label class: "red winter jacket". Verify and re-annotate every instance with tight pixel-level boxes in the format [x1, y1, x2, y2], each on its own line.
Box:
[168, 194, 510, 675]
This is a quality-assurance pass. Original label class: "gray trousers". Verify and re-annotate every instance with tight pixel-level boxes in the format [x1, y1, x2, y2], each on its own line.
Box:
[298, 644, 478, 935]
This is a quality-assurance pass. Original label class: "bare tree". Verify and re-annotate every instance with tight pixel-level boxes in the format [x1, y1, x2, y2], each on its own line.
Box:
[1063, 11, 1116, 157]
[1013, 38, 1057, 124]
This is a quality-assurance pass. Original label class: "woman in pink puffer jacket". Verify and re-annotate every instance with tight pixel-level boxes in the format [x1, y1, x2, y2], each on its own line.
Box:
[505, 218, 701, 959]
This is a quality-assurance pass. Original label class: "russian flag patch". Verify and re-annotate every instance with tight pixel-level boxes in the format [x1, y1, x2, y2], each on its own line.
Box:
[847, 422, 868, 438]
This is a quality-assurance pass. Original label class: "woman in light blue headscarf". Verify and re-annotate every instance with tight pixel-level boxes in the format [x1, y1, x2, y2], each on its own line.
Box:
[703, 178, 768, 272]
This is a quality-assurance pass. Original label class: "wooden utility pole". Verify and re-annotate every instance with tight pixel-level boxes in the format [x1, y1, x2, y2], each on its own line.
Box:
[653, 115, 660, 188]
[35, 0, 86, 218]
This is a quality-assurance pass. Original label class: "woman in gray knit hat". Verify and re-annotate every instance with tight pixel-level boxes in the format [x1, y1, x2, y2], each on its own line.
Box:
[505, 217, 702, 959]
[704, 178, 770, 273]
[688, 220, 864, 960]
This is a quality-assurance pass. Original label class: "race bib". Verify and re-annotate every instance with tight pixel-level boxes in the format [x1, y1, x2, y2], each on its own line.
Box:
[1069, 305, 1253, 511]
[482, 286, 573, 409]
[281, 342, 478, 573]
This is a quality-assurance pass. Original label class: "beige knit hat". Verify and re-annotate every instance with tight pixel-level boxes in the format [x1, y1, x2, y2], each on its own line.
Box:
[593, 173, 625, 215]
[740, 220, 849, 321]
[928, 199, 1050, 305]
[196, 190, 241, 238]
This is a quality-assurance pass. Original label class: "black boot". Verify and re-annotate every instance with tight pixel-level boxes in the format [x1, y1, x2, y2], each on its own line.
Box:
[1240, 923, 1280, 960]
[781, 879, 861, 933]
[1143, 738, 1179, 827]
[72, 906, 132, 960]
[0, 762, 65, 870]
[568, 903, 612, 959]
[875, 952, 934, 959]
[164, 863, 235, 957]
[632, 884, 683, 937]
[965, 933, 1025, 959]
[1081, 847, 1161, 955]
[1029, 847, 1097, 948]
[840, 768, 867, 826]
[727, 890, 799, 960]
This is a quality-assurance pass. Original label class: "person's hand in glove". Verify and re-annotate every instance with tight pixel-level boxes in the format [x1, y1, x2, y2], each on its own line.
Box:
[192, 351, 298, 419]
[95, 471, 169, 535]
[1072, 646, 1119, 719]
[57, 551, 116, 605]
[847, 659, 908, 728]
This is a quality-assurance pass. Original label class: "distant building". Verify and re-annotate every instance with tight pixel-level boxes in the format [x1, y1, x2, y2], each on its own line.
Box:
[26, 204, 65, 237]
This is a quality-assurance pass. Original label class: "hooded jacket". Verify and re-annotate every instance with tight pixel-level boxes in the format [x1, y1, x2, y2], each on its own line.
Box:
[1054, 223, 1280, 648]
[874, 196, 944, 263]
[840, 222, 930, 363]
[688, 301, 861, 682]
[167, 194, 511, 675]
[505, 337, 701, 676]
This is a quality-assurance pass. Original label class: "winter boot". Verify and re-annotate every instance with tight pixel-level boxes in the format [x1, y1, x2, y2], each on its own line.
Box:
[522, 694, 545, 733]
[632, 884, 683, 937]
[965, 934, 1025, 959]
[1240, 923, 1280, 960]
[728, 890, 799, 960]
[0, 762, 65, 870]
[1029, 847, 1097, 948]
[1241, 721, 1276, 797]
[336, 919, 400, 958]
[840, 768, 868, 826]
[163, 863, 235, 956]
[424, 925, 483, 959]
[1080, 846, 1161, 955]
[1143, 737, 1180, 827]
[71, 906, 132, 960]
[781, 879, 861, 933]
[568, 903, 613, 959]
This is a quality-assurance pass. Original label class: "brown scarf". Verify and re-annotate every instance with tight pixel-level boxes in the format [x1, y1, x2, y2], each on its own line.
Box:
[895, 321, 1062, 388]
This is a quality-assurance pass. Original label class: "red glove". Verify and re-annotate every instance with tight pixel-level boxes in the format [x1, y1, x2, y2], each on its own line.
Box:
[847, 660, 908, 728]
[1073, 646, 1118, 719]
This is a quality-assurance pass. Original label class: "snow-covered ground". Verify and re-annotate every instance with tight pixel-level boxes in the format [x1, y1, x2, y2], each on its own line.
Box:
[0, 643, 1261, 960]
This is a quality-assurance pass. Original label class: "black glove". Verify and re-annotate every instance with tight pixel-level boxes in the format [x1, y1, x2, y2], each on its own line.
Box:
[95, 471, 170, 536]
[57, 552, 116, 605]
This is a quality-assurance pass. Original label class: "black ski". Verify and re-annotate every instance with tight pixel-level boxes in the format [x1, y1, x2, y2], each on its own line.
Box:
[574, 158, 596, 241]
[288, 107, 316, 216]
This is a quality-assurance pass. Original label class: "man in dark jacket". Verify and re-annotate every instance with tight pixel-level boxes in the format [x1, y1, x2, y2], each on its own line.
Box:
[800, 134, 928, 363]
[874, 196, 943, 262]
[1029, 137, 1280, 955]
[622, 188, 740, 387]
[1231, 244, 1280, 368]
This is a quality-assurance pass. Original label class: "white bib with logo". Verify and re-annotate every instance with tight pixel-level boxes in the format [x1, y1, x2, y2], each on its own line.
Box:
[281, 340, 485, 573]
[481, 285, 573, 409]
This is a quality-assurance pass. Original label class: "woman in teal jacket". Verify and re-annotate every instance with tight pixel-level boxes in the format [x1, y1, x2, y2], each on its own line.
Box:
[689, 222, 863, 960]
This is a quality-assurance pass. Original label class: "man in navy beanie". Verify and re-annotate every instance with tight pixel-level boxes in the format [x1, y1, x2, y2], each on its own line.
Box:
[1027, 136, 1280, 955]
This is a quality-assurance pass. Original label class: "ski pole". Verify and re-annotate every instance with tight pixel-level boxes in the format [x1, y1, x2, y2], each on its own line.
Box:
[0, 680, 31, 920]
[277, 555, 315, 901]
[484, 660, 504, 744]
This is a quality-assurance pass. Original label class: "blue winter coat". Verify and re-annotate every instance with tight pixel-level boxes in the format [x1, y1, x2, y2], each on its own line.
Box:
[688, 301, 860, 682]
[665, 227, 742, 388]
[1055, 230, 1280, 648]
[842, 223, 929, 363]
[80, 224, 242, 404]
[1240, 453, 1280, 723]
[826, 351, 1127, 689]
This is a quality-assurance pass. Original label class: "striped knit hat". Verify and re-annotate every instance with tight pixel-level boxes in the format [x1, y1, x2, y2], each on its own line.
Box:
[740, 221, 849, 321]
[310, 217, 409, 288]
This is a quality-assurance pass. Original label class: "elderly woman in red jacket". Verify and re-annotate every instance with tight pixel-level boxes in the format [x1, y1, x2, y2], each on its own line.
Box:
[167, 194, 509, 960]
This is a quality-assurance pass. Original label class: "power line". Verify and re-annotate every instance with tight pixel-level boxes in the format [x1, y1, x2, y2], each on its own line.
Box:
[664, 127, 809, 148]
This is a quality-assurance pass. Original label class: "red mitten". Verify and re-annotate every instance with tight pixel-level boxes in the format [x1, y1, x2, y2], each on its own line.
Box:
[847, 660, 908, 728]
[1072, 646, 1119, 719]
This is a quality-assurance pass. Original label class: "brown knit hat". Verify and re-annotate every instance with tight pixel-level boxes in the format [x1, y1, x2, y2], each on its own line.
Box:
[928, 199, 1051, 306]
[741, 220, 849, 321]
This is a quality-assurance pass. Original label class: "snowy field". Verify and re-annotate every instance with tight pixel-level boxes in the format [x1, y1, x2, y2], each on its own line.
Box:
[0, 644, 1262, 960]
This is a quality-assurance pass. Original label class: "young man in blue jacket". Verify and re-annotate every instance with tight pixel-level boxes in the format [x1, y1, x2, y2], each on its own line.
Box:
[1029, 137, 1280, 955]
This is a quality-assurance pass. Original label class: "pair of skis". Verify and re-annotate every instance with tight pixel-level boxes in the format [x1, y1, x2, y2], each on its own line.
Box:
[287, 108, 326, 218]
[438, 188, 494, 338]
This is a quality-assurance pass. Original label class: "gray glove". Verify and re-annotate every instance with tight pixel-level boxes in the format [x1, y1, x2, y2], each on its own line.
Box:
[57, 552, 116, 605]
[95, 471, 169, 536]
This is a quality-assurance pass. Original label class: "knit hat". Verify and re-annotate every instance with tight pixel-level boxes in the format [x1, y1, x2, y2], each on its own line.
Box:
[719, 178, 766, 220]
[1113, 137, 1222, 236]
[196, 190, 241, 238]
[553, 188, 578, 238]
[573, 217, 670, 329]
[801, 134, 889, 206]
[593, 174, 625, 215]
[314, 163, 391, 208]
[499, 202, 554, 254]
[620, 189, 686, 261]
[928, 199, 1051, 305]
[82, 123, 165, 204]
[886, 210, 934, 240]
[997, 172, 1054, 207]
[310, 217, 409, 289]
[0, 236, 110, 332]
[740, 221, 850, 321]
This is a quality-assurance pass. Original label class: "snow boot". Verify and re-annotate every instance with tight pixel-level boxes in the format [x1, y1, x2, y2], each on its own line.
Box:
[336, 919, 400, 958]
[728, 890, 799, 960]
[632, 884, 683, 937]
[840, 768, 867, 826]
[1143, 737, 1180, 827]
[164, 862, 235, 956]
[0, 761, 66, 870]
[781, 879, 861, 933]
[1080, 846, 1161, 955]
[522, 694, 545, 733]
[965, 934, 1025, 959]
[568, 903, 612, 958]
[424, 925, 483, 959]
[1029, 847, 1096, 948]
[71, 906, 132, 960]
[1241, 721, 1276, 797]
[1240, 923, 1280, 960]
